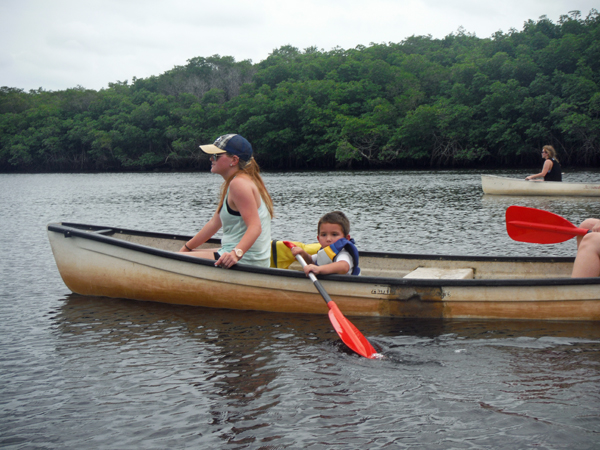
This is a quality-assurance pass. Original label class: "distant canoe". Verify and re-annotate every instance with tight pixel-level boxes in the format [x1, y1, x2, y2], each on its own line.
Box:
[481, 175, 600, 196]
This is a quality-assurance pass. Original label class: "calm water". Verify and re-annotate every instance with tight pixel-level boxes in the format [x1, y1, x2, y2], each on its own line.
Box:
[2, 169, 600, 449]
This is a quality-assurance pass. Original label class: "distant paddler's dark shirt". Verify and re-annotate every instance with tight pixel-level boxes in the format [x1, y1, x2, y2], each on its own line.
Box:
[544, 158, 562, 182]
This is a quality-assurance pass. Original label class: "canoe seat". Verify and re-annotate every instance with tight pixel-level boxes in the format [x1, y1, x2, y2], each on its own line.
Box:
[403, 267, 474, 279]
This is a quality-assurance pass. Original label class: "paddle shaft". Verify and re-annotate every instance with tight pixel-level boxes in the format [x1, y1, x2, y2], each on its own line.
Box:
[508, 220, 590, 237]
[291, 254, 333, 304]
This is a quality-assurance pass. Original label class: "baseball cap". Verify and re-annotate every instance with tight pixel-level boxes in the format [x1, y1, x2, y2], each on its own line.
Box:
[199, 134, 253, 161]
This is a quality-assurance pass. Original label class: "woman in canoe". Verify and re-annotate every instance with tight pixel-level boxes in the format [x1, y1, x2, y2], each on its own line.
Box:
[572, 218, 600, 277]
[525, 145, 562, 182]
[179, 134, 274, 269]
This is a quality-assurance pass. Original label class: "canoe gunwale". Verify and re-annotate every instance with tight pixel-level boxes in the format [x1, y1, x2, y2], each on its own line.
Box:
[47, 222, 599, 288]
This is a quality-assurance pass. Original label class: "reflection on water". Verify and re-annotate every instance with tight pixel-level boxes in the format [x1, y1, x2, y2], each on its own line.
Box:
[2, 170, 600, 449]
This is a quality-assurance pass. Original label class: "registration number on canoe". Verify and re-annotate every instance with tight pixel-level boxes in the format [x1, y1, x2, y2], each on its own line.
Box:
[371, 285, 391, 295]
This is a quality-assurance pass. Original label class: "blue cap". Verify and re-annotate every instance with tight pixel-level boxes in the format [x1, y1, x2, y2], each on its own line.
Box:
[199, 134, 253, 161]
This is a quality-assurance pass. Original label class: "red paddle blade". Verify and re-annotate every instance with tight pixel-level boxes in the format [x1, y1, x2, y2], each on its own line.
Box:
[506, 206, 588, 244]
[328, 302, 378, 359]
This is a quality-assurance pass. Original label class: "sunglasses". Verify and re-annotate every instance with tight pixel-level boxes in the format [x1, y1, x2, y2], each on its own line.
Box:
[210, 153, 226, 162]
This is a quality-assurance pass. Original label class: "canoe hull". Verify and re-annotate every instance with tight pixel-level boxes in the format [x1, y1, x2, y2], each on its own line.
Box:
[47, 223, 600, 321]
[48, 228, 389, 317]
[481, 175, 600, 196]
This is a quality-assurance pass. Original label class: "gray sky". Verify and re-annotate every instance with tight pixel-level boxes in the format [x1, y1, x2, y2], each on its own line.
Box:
[1, 0, 597, 92]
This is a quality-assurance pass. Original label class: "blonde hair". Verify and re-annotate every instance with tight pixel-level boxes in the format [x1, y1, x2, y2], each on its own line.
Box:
[217, 156, 274, 218]
[318, 211, 351, 236]
[543, 145, 559, 162]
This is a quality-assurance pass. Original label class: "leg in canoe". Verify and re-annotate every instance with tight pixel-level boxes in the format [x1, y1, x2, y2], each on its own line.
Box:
[572, 218, 600, 278]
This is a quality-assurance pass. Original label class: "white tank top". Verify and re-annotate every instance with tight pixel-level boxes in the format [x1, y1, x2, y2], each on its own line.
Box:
[219, 188, 271, 267]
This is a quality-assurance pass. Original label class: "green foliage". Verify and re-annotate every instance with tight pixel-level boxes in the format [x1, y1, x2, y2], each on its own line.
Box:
[1, 8, 599, 172]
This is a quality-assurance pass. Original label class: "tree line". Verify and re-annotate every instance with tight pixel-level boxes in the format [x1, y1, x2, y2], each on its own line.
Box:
[1, 9, 599, 172]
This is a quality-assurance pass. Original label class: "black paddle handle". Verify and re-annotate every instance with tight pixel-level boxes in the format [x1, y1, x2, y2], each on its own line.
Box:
[310, 276, 333, 305]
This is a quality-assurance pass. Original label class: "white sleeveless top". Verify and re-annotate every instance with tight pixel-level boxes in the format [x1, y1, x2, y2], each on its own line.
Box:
[219, 189, 271, 267]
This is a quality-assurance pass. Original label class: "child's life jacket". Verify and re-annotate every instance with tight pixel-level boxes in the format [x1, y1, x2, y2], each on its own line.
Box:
[270, 240, 321, 269]
[315, 238, 360, 276]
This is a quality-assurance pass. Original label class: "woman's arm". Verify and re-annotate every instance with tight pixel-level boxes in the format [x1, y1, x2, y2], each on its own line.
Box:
[526, 160, 553, 180]
[179, 210, 222, 253]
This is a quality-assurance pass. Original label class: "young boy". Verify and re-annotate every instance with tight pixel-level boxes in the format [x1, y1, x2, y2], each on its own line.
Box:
[291, 211, 360, 276]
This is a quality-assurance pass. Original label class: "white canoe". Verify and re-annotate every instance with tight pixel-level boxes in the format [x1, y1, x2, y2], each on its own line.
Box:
[481, 175, 600, 196]
[47, 222, 600, 321]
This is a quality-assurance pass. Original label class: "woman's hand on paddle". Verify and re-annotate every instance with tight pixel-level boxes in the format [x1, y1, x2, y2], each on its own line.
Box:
[215, 250, 240, 269]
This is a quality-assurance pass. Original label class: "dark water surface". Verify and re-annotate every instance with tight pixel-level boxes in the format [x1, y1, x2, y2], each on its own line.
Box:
[2, 169, 600, 449]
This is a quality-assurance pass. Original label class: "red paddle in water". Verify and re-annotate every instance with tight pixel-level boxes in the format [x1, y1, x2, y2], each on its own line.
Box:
[282, 241, 379, 359]
[506, 206, 590, 244]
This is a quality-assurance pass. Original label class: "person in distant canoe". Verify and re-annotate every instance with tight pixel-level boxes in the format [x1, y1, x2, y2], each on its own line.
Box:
[179, 134, 274, 268]
[289, 211, 360, 276]
[572, 218, 600, 277]
[525, 145, 562, 182]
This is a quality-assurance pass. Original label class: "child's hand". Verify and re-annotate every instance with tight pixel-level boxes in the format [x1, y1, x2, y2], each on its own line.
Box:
[304, 260, 349, 276]
[290, 246, 313, 266]
[303, 264, 321, 276]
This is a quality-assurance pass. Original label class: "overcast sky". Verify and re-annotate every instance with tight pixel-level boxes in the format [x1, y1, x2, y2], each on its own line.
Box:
[1, 0, 597, 92]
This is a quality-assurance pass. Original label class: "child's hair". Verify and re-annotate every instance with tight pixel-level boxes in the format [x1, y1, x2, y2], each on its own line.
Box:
[318, 211, 350, 235]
